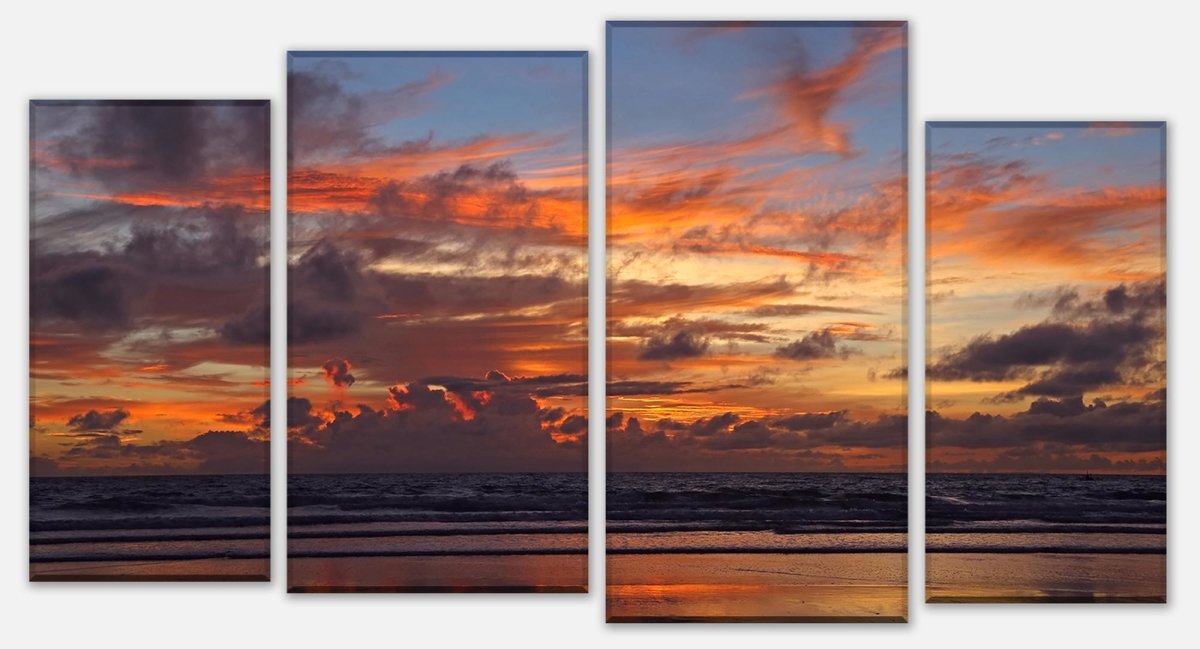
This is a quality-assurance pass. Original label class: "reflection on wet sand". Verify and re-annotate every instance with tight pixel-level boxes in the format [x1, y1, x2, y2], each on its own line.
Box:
[288, 555, 587, 593]
[30, 558, 269, 582]
[607, 553, 907, 622]
[927, 553, 1166, 603]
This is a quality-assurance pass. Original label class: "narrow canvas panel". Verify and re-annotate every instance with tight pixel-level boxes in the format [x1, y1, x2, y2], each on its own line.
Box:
[285, 52, 588, 593]
[29, 100, 271, 581]
[925, 122, 1166, 603]
[606, 22, 909, 622]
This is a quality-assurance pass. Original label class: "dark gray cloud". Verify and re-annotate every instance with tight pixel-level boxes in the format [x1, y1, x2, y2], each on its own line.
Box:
[615, 317, 773, 357]
[638, 330, 710, 361]
[285, 241, 374, 344]
[287, 376, 586, 473]
[747, 302, 878, 317]
[688, 412, 740, 437]
[774, 410, 848, 430]
[288, 68, 447, 162]
[929, 450, 1164, 474]
[605, 408, 906, 472]
[929, 280, 1164, 400]
[931, 322, 1114, 380]
[609, 277, 794, 318]
[604, 379, 746, 396]
[774, 328, 856, 360]
[284, 238, 583, 348]
[369, 162, 536, 223]
[416, 372, 587, 400]
[1025, 395, 1099, 417]
[67, 408, 130, 432]
[221, 303, 270, 346]
[287, 300, 363, 344]
[122, 206, 263, 276]
[31, 259, 131, 328]
[927, 396, 1165, 453]
[184, 430, 270, 474]
[283, 397, 324, 431]
[560, 414, 588, 435]
[290, 241, 366, 303]
[321, 357, 356, 387]
[39, 101, 268, 191]
[51, 428, 268, 475]
[33, 205, 268, 335]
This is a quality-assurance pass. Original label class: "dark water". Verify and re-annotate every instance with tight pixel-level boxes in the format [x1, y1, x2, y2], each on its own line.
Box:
[30, 474, 269, 562]
[287, 473, 587, 557]
[607, 472, 907, 553]
[927, 473, 1166, 553]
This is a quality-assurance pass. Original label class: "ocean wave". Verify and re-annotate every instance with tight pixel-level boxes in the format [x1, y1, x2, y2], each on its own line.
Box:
[605, 546, 907, 555]
[31, 515, 269, 533]
[288, 525, 587, 539]
[287, 493, 583, 513]
[31, 550, 270, 563]
[287, 511, 581, 525]
[606, 522, 906, 534]
[287, 548, 586, 559]
[30, 530, 269, 545]
[926, 524, 1164, 535]
[926, 474, 1166, 527]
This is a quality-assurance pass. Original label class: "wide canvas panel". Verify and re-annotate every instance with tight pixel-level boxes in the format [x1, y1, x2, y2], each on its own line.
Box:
[285, 52, 589, 592]
[29, 100, 271, 581]
[606, 22, 909, 621]
[925, 121, 1166, 603]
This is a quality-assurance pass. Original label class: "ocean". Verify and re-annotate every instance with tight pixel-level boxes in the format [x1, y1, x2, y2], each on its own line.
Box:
[29, 474, 270, 566]
[927, 473, 1166, 553]
[287, 473, 587, 558]
[607, 472, 907, 554]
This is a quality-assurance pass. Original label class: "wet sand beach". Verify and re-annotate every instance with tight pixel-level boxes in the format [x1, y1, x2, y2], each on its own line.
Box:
[926, 552, 1166, 602]
[607, 553, 907, 622]
[30, 558, 269, 581]
[288, 554, 587, 592]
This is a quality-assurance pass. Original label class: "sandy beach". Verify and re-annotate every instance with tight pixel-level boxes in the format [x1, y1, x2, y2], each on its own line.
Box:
[288, 554, 587, 592]
[926, 552, 1166, 602]
[607, 552, 907, 622]
[30, 558, 269, 582]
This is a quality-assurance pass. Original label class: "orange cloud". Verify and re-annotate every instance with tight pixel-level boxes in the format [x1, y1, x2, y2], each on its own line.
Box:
[932, 183, 1164, 273]
[756, 25, 904, 157]
[48, 171, 269, 212]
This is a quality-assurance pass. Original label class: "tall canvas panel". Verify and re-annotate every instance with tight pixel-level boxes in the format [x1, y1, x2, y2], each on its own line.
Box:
[606, 22, 909, 621]
[286, 52, 589, 592]
[925, 122, 1167, 603]
[29, 100, 271, 581]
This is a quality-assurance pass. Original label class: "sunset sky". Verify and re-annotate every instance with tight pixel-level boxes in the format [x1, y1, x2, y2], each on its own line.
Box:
[606, 22, 908, 472]
[927, 122, 1166, 474]
[30, 100, 270, 476]
[286, 52, 588, 473]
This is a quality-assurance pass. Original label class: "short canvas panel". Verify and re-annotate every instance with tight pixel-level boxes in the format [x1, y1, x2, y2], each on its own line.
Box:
[29, 100, 271, 581]
[285, 52, 589, 592]
[606, 22, 909, 621]
[925, 121, 1167, 603]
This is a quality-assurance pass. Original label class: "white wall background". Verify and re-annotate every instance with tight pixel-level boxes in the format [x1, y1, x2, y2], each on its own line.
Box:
[1, 0, 1193, 646]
